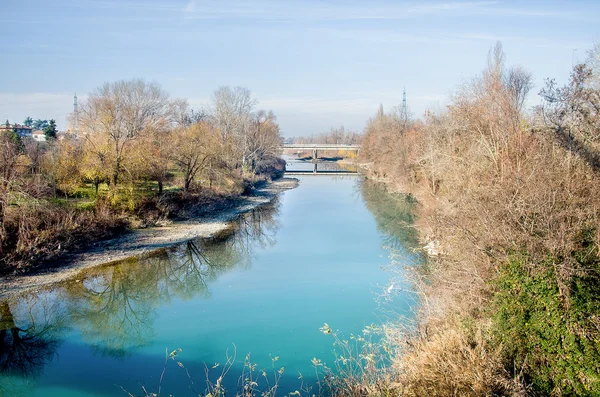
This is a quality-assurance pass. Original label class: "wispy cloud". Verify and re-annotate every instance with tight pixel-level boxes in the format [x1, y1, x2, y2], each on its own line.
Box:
[177, 0, 595, 22]
[182, 0, 196, 14]
[179, 1, 499, 21]
[45, 1, 597, 25]
[404, 1, 497, 16]
[85, 0, 179, 11]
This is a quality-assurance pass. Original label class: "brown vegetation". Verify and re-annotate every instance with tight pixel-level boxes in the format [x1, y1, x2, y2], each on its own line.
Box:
[358, 43, 600, 396]
[0, 81, 284, 274]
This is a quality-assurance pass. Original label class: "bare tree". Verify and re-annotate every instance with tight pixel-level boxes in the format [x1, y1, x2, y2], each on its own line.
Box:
[586, 42, 600, 89]
[79, 79, 171, 188]
[245, 110, 282, 172]
[504, 66, 533, 113]
[539, 62, 600, 171]
[170, 121, 220, 191]
[0, 131, 23, 254]
[210, 86, 257, 169]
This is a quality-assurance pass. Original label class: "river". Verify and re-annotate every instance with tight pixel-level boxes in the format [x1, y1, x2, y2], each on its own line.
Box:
[0, 174, 422, 396]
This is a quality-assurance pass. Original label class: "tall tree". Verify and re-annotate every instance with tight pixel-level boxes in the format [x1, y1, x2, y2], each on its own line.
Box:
[79, 79, 171, 188]
[43, 119, 57, 140]
[32, 119, 49, 130]
[22, 117, 33, 127]
[246, 110, 281, 172]
[170, 121, 220, 191]
[210, 86, 256, 170]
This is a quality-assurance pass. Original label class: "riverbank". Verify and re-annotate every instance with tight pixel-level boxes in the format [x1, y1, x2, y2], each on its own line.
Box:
[0, 177, 298, 299]
[353, 46, 600, 395]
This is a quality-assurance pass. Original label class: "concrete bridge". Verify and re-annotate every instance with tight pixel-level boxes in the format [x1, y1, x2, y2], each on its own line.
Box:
[282, 143, 360, 161]
[282, 143, 361, 175]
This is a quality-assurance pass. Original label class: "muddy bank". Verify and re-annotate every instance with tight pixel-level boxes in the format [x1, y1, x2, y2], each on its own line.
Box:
[0, 177, 299, 299]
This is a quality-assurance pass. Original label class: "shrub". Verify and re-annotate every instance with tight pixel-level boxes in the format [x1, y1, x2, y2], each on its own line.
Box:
[494, 252, 600, 395]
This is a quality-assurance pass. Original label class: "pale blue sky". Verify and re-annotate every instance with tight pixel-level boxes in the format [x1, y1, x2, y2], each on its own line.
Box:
[1, 0, 598, 136]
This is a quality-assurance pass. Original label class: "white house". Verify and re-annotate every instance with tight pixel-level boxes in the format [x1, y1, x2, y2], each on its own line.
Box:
[32, 130, 46, 141]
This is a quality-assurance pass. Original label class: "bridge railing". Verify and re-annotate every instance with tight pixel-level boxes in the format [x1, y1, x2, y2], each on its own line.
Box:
[282, 144, 360, 150]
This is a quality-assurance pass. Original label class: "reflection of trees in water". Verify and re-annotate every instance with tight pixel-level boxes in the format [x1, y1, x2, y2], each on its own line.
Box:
[161, 197, 280, 300]
[359, 179, 420, 252]
[225, 198, 280, 266]
[62, 198, 281, 358]
[360, 180, 423, 321]
[66, 260, 159, 358]
[0, 294, 65, 395]
[0, 197, 282, 388]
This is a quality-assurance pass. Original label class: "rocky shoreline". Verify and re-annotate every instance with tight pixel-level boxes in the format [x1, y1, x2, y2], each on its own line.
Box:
[0, 177, 299, 299]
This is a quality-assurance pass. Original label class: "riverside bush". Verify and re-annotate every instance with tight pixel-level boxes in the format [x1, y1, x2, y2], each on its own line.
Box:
[494, 250, 600, 395]
[358, 42, 600, 395]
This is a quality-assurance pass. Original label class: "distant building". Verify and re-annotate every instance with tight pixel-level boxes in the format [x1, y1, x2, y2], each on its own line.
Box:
[56, 130, 77, 141]
[32, 130, 46, 142]
[0, 123, 33, 137]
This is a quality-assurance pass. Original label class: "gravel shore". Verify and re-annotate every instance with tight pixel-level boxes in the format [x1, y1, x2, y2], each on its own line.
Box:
[0, 177, 299, 299]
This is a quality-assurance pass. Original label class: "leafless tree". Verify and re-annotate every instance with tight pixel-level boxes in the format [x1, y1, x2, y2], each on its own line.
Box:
[586, 42, 600, 89]
[210, 86, 257, 169]
[504, 66, 533, 113]
[170, 121, 221, 191]
[245, 110, 282, 172]
[0, 132, 23, 254]
[79, 79, 171, 187]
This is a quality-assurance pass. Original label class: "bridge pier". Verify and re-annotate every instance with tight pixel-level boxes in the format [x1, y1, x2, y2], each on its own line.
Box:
[313, 162, 317, 174]
[312, 148, 318, 161]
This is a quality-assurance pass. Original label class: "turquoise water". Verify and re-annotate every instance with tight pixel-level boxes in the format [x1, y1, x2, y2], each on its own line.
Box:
[0, 176, 421, 396]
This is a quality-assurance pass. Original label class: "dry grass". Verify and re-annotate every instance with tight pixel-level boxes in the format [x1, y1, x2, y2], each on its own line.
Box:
[387, 318, 526, 397]
[1, 199, 128, 273]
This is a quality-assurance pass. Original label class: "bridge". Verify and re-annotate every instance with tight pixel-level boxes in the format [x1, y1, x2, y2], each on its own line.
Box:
[282, 143, 360, 160]
[282, 143, 361, 175]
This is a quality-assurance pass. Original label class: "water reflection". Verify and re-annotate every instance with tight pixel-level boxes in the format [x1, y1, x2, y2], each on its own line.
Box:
[285, 158, 358, 174]
[0, 293, 66, 396]
[359, 179, 421, 252]
[0, 198, 281, 380]
[0, 181, 424, 397]
[66, 260, 159, 357]
[359, 179, 424, 317]
[0, 298, 61, 376]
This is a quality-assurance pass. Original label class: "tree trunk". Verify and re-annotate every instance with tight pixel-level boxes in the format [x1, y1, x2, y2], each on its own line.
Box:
[158, 180, 163, 195]
[0, 199, 4, 256]
[112, 156, 120, 187]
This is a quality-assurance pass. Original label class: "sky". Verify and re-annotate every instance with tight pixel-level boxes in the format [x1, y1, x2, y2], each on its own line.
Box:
[0, 0, 598, 137]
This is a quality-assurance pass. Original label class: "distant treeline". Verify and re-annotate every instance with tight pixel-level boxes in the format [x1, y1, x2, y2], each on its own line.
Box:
[0, 81, 284, 272]
[354, 42, 600, 396]
[289, 126, 362, 145]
